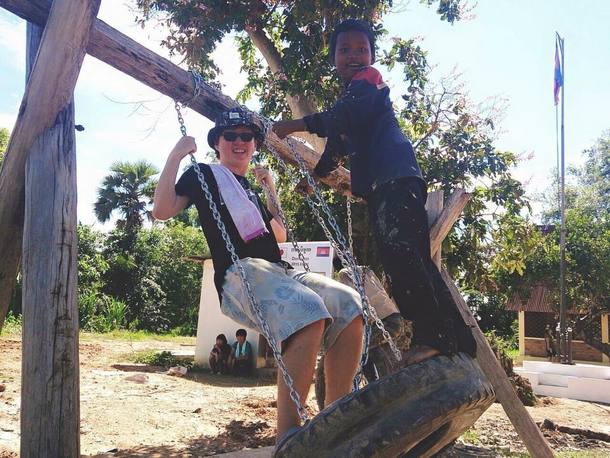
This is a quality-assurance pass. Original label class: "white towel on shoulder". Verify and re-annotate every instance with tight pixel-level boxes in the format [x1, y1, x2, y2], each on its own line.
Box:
[209, 164, 269, 242]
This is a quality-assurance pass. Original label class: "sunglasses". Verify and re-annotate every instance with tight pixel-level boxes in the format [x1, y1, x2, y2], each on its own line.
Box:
[221, 131, 256, 142]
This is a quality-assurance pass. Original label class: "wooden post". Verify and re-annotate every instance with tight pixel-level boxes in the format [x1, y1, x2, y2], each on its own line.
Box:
[0, 8, 45, 328]
[441, 269, 555, 458]
[425, 191, 444, 268]
[519, 310, 526, 357]
[429, 189, 469, 259]
[19, 0, 100, 456]
[602, 313, 609, 364]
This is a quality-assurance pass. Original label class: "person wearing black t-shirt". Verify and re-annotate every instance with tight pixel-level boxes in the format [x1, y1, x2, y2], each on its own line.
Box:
[152, 108, 363, 444]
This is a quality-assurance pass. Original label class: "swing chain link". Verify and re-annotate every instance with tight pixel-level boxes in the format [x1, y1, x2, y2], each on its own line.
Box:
[259, 181, 311, 272]
[346, 197, 354, 255]
[174, 89, 309, 422]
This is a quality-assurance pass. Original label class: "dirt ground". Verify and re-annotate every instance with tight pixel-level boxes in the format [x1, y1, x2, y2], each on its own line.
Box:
[1, 334, 610, 457]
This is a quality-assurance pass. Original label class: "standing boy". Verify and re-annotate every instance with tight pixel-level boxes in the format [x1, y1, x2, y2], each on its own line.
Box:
[272, 19, 476, 363]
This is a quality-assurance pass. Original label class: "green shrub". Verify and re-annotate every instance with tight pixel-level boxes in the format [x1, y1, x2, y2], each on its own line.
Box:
[133, 350, 192, 368]
[1, 312, 22, 336]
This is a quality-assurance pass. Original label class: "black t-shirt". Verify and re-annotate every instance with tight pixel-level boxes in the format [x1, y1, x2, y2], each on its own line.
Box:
[175, 163, 282, 296]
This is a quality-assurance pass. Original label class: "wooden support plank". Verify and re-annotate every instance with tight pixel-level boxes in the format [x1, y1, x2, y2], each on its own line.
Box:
[17, 0, 101, 456]
[441, 269, 555, 458]
[425, 191, 444, 268]
[0, 8, 47, 328]
[429, 188, 469, 259]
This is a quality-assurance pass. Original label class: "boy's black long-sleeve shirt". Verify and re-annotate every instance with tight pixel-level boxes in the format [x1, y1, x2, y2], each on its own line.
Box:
[303, 66, 423, 199]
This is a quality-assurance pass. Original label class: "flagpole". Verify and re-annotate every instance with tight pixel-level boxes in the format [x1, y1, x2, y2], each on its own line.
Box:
[557, 33, 569, 364]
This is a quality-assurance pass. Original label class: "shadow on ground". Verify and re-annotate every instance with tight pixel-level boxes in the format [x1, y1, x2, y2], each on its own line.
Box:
[110, 363, 276, 388]
[87, 419, 275, 457]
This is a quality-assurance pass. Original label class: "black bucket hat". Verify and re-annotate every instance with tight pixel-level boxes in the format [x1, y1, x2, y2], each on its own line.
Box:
[207, 107, 264, 150]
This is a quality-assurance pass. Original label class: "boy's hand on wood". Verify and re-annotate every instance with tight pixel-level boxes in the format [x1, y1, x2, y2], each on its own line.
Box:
[271, 119, 306, 139]
[271, 121, 294, 139]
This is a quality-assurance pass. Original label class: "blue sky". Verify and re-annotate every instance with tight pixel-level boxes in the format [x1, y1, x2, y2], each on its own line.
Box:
[1, 0, 609, 228]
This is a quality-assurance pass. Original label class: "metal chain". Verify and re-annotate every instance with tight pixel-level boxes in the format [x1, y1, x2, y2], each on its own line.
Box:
[174, 102, 309, 422]
[346, 197, 354, 255]
[260, 120, 402, 364]
[259, 121, 402, 386]
[259, 180, 311, 272]
[175, 68, 400, 394]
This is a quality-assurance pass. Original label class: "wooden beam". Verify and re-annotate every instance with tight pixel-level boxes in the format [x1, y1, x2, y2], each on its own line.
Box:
[429, 189, 470, 259]
[425, 191, 444, 268]
[441, 269, 555, 458]
[18, 0, 101, 456]
[0, 0, 351, 193]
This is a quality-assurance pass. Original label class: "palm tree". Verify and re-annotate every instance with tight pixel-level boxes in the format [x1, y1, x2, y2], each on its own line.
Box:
[94, 160, 159, 232]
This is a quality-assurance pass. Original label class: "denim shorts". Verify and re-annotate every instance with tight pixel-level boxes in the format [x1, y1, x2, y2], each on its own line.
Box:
[221, 257, 363, 352]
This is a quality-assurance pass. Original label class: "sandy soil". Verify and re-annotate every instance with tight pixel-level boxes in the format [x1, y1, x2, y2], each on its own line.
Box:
[1, 334, 609, 457]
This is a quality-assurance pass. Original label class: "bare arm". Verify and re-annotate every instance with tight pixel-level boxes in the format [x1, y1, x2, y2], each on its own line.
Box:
[152, 136, 196, 220]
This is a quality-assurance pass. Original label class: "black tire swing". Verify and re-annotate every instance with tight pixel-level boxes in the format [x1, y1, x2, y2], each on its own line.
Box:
[276, 354, 495, 458]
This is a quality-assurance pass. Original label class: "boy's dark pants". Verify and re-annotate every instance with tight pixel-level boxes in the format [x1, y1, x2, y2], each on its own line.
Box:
[367, 177, 476, 356]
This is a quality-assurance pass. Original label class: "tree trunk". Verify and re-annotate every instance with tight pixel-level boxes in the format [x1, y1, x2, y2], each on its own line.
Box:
[246, 25, 326, 153]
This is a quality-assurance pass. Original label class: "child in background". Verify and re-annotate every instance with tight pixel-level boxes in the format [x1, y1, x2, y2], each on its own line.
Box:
[209, 333, 232, 374]
[230, 328, 253, 376]
[272, 19, 476, 363]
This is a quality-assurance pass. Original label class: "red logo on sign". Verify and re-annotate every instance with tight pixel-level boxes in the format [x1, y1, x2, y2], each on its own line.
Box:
[316, 246, 330, 257]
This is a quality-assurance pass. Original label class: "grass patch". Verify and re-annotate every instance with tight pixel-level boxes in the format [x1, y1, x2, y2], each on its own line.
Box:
[80, 329, 195, 345]
[0, 312, 21, 337]
[460, 428, 481, 445]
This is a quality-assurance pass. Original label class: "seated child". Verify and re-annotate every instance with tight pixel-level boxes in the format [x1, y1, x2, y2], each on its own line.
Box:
[230, 328, 253, 377]
[209, 333, 232, 374]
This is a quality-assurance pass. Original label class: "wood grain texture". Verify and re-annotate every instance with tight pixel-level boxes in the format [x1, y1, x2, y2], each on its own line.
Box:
[0, 0, 98, 329]
[425, 191, 444, 268]
[429, 189, 470, 258]
[441, 268, 555, 458]
[16, 0, 100, 455]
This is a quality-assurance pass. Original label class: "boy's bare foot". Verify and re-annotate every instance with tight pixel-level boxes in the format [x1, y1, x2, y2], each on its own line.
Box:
[403, 345, 441, 366]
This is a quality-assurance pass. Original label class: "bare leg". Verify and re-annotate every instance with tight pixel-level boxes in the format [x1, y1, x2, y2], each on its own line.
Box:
[276, 319, 325, 441]
[324, 316, 364, 407]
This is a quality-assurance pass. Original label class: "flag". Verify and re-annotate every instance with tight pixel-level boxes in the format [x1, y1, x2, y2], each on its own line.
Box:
[554, 37, 563, 105]
[316, 246, 330, 257]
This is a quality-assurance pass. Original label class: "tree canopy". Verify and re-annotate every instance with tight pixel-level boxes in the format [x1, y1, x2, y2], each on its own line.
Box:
[135, 0, 467, 122]
[502, 130, 610, 315]
[94, 160, 159, 233]
[0, 127, 9, 169]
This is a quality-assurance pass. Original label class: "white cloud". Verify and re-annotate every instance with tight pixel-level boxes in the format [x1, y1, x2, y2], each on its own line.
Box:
[0, 12, 25, 72]
[0, 112, 17, 130]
